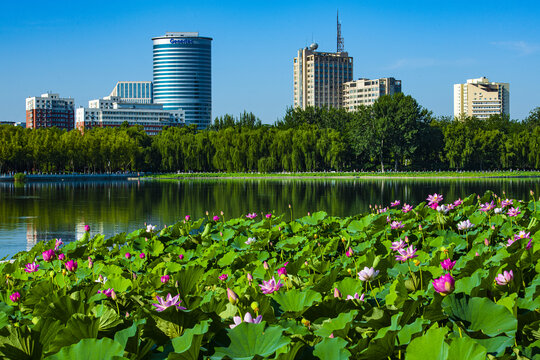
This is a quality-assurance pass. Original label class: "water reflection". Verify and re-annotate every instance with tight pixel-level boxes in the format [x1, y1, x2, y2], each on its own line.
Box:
[0, 178, 539, 258]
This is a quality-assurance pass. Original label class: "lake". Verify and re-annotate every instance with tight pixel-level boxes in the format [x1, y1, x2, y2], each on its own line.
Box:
[1, 178, 539, 258]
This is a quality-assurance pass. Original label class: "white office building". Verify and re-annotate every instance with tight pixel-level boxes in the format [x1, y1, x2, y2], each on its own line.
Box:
[454, 77, 510, 119]
[342, 77, 402, 111]
[76, 96, 184, 136]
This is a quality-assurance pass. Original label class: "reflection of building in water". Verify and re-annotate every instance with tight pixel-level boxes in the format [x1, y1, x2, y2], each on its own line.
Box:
[26, 223, 78, 251]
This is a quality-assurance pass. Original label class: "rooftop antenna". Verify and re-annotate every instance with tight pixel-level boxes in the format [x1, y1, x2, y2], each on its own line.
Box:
[337, 10, 344, 53]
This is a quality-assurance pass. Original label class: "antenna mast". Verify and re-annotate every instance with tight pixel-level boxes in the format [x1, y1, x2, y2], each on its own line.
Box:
[337, 11, 344, 52]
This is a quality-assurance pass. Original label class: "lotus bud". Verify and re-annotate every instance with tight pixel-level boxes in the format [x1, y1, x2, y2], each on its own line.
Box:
[329, 333, 335, 338]
[58, 253, 65, 261]
[139, 253, 145, 259]
[288, 204, 291, 209]
[125, 252, 131, 259]
[405, 236, 409, 243]
[484, 238, 490, 246]
[161, 275, 170, 283]
[88, 257, 93, 269]
[247, 273, 253, 285]
[205, 211, 209, 216]
[84, 225, 90, 232]
[175, 280, 179, 287]
[475, 252, 479, 256]
[304, 261, 308, 266]
[263, 261, 269, 270]
[345, 247, 354, 257]
[251, 301, 259, 313]
[178, 254, 184, 260]
[185, 215, 190, 221]
[419, 225, 423, 231]
[111, 290, 117, 300]
[227, 288, 239, 305]
[531, 190, 534, 196]
[334, 288, 342, 298]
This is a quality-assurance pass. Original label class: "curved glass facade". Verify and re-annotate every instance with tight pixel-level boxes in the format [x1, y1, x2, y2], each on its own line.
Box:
[152, 34, 212, 128]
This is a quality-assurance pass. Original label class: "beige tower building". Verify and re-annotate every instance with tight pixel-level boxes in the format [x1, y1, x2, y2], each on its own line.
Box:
[293, 44, 353, 109]
[454, 77, 509, 119]
[342, 77, 402, 112]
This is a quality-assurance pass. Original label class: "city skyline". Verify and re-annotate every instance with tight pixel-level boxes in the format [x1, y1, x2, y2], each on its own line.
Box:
[1, 0, 539, 124]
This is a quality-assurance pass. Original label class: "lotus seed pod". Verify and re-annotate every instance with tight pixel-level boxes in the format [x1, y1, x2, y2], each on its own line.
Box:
[251, 301, 259, 312]
[62, 269, 66, 276]
[280, 274, 287, 280]
[301, 318, 310, 327]
[49, 271, 55, 278]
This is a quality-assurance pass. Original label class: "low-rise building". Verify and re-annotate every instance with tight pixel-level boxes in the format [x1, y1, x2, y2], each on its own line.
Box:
[25, 93, 75, 130]
[76, 96, 184, 135]
[342, 77, 402, 111]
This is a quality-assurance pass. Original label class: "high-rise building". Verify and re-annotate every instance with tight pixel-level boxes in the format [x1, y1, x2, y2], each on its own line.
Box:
[293, 45, 353, 110]
[342, 77, 402, 111]
[109, 81, 153, 104]
[454, 77, 510, 119]
[152, 32, 212, 128]
[75, 96, 184, 136]
[25, 93, 75, 130]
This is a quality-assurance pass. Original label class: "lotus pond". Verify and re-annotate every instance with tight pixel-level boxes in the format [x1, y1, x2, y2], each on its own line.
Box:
[0, 191, 539, 359]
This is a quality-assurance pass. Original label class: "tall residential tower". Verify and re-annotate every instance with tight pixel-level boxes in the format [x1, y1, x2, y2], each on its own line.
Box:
[454, 77, 510, 119]
[152, 32, 212, 128]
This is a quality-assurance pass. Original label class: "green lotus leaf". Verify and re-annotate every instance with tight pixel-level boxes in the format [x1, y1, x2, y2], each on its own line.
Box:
[313, 337, 351, 360]
[467, 335, 514, 357]
[170, 320, 211, 360]
[314, 310, 358, 338]
[211, 323, 290, 360]
[174, 265, 205, 299]
[276, 236, 306, 250]
[92, 304, 122, 331]
[385, 274, 408, 309]
[0, 312, 8, 331]
[297, 211, 327, 225]
[113, 320, 140, 349]
[272, 289, 322, 314]
[106, 275, 132, 293]
[397, 318, 427, 345]
[335, 277, 364, 299]
[346, 215, 372, 233]
[217, 250, 237, 267]
[44, 338, 126, 360]
[405, 326, 449, 360]
[447, 336, 487, 360]
[49, 314, 100, 354]
[442, 294, 517, 337]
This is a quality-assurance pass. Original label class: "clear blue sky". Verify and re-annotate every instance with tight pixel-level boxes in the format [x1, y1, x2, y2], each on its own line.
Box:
[1, 0, 539, 124]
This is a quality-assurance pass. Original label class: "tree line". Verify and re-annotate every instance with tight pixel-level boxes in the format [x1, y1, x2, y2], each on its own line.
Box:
[1, 93, 539, 173]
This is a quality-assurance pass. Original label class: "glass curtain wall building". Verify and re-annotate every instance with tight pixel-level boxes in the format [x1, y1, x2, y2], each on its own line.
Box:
[152, 32, 212, 128]
[109, 81, 153, 104]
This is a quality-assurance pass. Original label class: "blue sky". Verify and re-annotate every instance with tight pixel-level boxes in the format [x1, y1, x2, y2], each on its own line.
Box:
[1, 0, 539, 123]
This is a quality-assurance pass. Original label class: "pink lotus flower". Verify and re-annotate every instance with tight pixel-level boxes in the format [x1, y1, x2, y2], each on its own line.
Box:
[219, 274, 228, 281]
[501, 199, 513, 208]
[213, 215, 220, 221]
[84, 225, 90, 232]
[227, 288, 239, 304]
[457, 219, 474, 231]
[479, 201, 495, 212]
[515, 231, 530, 240]
[246, 213, 257, 219]
[125, 252, 131, 259]
[259, 276, 283, 294]
[395, 246, 418, 262]
[346, 293, 365, 301]
[24, 262, 39, 273]
[98, 288, 116, 298]
[432, 273, 455, 296]
[390, 221, 404, 230]
[65, 259, 77, 272]
[9, 292, 21, 303]
[453, 198, 462, 206]
[277, 266, 287, 277]
[161, 275, 170, 283]
[402, 204, 413, 213]
[390, 200, 400, 207]
[152, 293, 186, 311]
[58, 253, 65, 261]
[440, 259, 456, 271]
[390, 239, 406, 252]
[357, 267, 379, 281]
[178, 254, 184, 260]
[229, 312, 262, 329]
[42, 249, 55, 262]
[139, 253, 145, 259]
[506, 238, 517, 247]
[334, 288, 342, 298]
[427, 193, 443, 207]
[378, 207, 388, 214]
[345, 247, 354, 257]
[265, 213, 272, 219]
[495, 270, 513, 285]
[54, 239, 63, 251]
[507, 207, 521, 217]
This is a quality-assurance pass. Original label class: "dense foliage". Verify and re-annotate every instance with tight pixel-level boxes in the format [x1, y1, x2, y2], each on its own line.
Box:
[0, 191, 539, 358]
[1, 97, 540, 173]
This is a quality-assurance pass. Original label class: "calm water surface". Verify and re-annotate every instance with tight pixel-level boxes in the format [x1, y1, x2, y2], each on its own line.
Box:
[0, 178, 539, 258]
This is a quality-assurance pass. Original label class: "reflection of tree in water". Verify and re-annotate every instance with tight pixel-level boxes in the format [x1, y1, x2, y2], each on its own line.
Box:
[0, 179, 538, 254]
